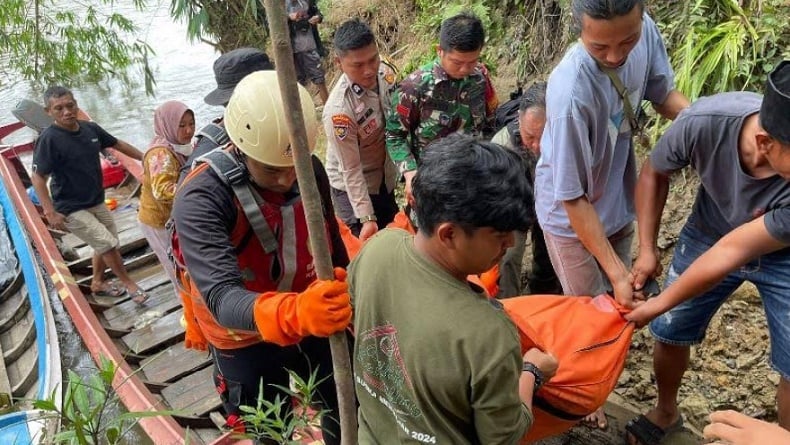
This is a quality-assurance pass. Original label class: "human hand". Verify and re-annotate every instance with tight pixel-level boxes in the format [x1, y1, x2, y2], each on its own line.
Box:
[308, 15, 320, 25]
[296, 267, 351, 337]
[611, 272, 637, 309]
[358, 220, 379, 242]
[403, 170, 416, 206]
[703, 410, 790, 445]
[523, 348, 559, 380]
[288, 12, 301, 21]
[45, 211, 68, 232]
[632, 248, 662, 292]
[254, 268, 351, 345]
[624, 296, 665, 328]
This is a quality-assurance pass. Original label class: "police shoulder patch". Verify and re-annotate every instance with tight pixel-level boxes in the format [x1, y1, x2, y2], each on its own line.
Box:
[332, 114, 352, 141]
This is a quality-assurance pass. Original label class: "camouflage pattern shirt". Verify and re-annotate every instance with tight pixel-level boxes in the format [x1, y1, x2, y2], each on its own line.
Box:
[386, 59, 498, 174]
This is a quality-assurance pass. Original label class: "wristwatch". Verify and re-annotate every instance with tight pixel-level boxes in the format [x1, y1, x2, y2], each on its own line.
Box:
[522, 362, 545, 392]
[359, 214, 377, 223]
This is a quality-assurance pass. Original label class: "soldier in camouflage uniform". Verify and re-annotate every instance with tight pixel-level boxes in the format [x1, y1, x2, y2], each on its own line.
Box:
[386, 12, 498, 200]
[324, 19, 400, 242]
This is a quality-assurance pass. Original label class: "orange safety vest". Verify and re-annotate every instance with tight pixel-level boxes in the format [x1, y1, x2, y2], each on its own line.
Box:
[174, 159, 330, 350]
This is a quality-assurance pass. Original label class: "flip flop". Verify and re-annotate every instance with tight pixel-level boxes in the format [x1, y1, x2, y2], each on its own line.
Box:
[130, 288, 150, 306]
[92, 282, 127, 298]
[626, 414, 684, 445]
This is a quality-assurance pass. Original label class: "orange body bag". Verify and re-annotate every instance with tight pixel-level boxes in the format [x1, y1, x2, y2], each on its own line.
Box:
[502, 294, 634, 442]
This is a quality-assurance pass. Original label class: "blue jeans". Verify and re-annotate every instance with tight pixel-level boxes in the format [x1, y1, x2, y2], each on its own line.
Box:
[650, 219, 790, 379]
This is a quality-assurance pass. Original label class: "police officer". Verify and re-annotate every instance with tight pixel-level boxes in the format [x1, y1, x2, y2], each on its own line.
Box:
[323, 19, 399, 242]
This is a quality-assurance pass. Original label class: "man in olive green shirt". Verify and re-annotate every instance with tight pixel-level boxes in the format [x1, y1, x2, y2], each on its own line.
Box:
[350, 134, 558, 444]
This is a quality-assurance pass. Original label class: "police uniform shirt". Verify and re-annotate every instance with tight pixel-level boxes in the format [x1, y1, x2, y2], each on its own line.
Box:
[324, 64, 399, 219]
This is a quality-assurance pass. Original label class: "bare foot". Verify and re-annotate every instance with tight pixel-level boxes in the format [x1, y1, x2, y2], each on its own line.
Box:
[584, 406, 607, 429]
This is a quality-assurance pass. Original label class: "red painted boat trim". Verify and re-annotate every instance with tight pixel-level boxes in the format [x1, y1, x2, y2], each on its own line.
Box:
[0, 154, 187, 444]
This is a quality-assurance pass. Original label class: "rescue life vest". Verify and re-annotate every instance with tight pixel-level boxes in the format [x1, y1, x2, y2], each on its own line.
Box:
[502, 294, 634, 442]
[171, 148, 330, 350]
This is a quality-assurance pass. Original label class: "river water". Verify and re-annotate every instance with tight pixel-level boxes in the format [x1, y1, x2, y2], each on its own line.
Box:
[0, 2, 220, 443]
[0, 0, 220, 150]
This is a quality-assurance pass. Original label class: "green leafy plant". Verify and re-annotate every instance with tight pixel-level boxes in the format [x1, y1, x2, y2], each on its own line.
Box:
[169, 0, 269, 52]
[237, 367, 333, 445]
[33, 355, 179, 445]
[0, 0, 155, 94]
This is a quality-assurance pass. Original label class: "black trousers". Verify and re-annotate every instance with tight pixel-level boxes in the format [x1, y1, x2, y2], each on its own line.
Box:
[330, 183, 398, 236]
[211, 335, 347, 445]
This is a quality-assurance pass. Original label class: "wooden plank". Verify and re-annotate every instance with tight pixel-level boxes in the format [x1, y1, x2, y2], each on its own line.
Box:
[0, 286, 29, 334]
[1, 308, 35, 363]
[160, 365, 222, 417]
[82, 265, 171, 308]
[103, 286, 181, 331]
[0, 271, 23, 303]
[140, 342, 212, 384]
[121, 309, 185, 355]
[0, 334, 12, 402]
[7, 338, 38, 398]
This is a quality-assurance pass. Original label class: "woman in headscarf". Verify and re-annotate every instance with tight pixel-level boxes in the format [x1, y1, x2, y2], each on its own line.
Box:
[138, 100, 195, 295]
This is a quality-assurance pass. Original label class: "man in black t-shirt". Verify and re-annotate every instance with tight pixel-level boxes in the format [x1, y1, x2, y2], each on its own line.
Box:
[31, 86, 148, 303]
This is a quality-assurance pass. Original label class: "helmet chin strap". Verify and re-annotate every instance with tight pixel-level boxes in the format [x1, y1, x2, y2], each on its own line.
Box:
[229, 145, 257, 184]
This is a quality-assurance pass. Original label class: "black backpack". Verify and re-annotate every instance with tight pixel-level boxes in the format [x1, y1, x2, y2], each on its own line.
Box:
[494, 87, 524, 133]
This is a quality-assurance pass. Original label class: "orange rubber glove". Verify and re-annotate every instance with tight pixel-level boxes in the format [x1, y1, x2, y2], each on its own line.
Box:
[177, 272, 208, 351]
[253, 268, 352, 346]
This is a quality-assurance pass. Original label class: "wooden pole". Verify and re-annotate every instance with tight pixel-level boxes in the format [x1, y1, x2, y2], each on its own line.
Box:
[260, 1, 357, 443]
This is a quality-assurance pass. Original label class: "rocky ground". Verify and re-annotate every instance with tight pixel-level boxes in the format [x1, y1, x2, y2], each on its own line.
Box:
[616, 170, 779, 432]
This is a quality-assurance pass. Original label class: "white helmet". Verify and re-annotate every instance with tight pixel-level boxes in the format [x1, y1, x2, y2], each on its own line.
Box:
[224, 70, 316, 167]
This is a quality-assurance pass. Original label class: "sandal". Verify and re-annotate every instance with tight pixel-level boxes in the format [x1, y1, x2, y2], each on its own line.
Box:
[626, 414, 684, 445]
[92, 282, 127, 298]
[130, 288, 150, 306]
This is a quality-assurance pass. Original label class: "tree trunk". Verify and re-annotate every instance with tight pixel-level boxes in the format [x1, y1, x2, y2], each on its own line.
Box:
[259, 1, 358, 444]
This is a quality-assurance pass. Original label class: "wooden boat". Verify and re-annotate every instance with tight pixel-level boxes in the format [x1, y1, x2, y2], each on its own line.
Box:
[0, 159, 62, 443]
[0, 111, 239, 444]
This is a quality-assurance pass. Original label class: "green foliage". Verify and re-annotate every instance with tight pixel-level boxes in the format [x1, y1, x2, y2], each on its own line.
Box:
[238, 367, 333, 445]
[169, 0, 269, 52]
[404, 0, 571, 82]
[0, 0, 155, 94]
[34, 355, 179, 445]
[653, 0, 790, 101]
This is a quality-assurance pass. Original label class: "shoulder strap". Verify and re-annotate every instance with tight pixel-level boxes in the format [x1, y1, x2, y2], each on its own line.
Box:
[198, 149, 279, 255]
[196, 123, 230, 147]
[596, 63, 640, 133]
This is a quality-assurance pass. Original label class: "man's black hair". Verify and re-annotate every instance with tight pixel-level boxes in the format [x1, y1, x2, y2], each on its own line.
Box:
[413, 134, 533, 235]
[571, 0, 644, 31]
[519, 81, 547, 113]
[43, 86, 74, 106]
[439, 12, 485, 52]
[334, 18, 376, 55]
